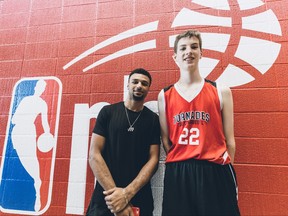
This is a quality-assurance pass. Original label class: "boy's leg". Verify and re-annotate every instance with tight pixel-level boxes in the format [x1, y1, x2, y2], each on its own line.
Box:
[195, 162, 240, 216]
[162, 161, 195, 216]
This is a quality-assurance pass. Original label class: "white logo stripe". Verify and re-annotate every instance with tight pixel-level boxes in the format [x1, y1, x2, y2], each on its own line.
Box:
[199, 57, 219, 78]
[242, 10, 282, 36]
[172, 8, 232, 28]
[235, 36, 281, 74]
[63, 21, 159, 70]
[237, 0, 264, 10]
[169, 33, 231, 53]
[216, 64, 255, 87]
[192, 0, 230, 10]
[200, 33, 231, 52]
[83, 40, 156, 72]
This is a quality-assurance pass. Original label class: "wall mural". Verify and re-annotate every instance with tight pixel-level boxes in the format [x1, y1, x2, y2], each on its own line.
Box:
[0, 0, 286, 215]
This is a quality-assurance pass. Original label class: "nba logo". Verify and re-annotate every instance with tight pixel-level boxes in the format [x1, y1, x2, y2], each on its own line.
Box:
[0, 77, 62, 215]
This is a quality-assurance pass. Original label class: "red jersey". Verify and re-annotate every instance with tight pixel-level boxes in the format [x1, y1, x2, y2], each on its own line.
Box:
[164, 79, 231, 165]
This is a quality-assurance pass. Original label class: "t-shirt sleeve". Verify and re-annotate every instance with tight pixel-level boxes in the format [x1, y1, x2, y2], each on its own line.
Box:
[93, 105, 109, 137]
[151, 114, 161, 145]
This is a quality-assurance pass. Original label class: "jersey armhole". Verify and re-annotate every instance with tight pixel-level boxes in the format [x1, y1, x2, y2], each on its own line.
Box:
[159, 89, 166, 111]
[216, 82, 223, 110]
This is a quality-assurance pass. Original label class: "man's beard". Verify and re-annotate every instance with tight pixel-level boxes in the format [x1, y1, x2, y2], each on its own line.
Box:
[132, 94, 144, 101]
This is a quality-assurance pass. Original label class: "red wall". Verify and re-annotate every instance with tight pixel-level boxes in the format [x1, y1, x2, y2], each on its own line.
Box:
[0, 0, 288, 215]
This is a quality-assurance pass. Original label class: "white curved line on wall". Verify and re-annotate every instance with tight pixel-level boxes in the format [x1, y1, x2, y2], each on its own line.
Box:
[172, 8, 232, 28]
[199, 57, 220, 78]
[201, 33, 231, 52]
[242, 10, 282, 36]
[83, 40, 156, 72]
[235, 36, 281, 74]
[169, 33, 230, 53]
[237, 0, 264, 10]
[216, 64, 255, 87]
[63, 21, 159, 70]
[192, 0, 230, 10]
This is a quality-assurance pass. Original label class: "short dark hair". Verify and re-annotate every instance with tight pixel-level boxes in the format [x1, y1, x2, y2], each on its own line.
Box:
[129, 68, 152, 86]
[174, 30, 202, 53]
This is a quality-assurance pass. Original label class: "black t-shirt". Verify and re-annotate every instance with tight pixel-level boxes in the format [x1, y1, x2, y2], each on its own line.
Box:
[92, 101, 160, 212]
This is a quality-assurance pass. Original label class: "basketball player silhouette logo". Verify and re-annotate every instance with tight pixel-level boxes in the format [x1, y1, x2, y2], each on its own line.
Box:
[0, 77, 62, 214]
[11, 79, 54, 212]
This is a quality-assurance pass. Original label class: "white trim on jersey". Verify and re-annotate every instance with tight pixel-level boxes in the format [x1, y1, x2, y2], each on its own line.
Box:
[216, 82, 223, 110]
[222, 151, 229, 165]
[174, 79, 205, 103]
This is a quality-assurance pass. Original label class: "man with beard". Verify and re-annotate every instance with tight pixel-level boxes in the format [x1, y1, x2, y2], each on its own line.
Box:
[86, 68, 160, 216]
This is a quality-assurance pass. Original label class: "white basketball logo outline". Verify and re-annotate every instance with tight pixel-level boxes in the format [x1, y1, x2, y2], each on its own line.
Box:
[63, 0, 282, 88]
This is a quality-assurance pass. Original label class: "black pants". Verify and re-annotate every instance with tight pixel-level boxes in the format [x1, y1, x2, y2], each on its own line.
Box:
[86, 186, 153, 216]
[162, 159, 240, 216]
[86, 204, 153, 216]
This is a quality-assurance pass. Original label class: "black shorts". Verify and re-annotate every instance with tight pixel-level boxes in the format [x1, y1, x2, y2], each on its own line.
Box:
[162, 159, 240, 216]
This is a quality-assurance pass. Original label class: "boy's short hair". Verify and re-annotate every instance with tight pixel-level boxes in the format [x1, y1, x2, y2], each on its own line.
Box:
[174, 30, 202, 53]
[129, 68, 152, 86]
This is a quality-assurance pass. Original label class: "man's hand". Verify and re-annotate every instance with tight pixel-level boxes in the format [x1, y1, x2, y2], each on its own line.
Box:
[114, 204, 134, 216]
[104, 187, 128, 213]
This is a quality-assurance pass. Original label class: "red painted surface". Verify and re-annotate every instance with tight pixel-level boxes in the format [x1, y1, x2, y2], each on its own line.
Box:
[0, 0, 288, 215]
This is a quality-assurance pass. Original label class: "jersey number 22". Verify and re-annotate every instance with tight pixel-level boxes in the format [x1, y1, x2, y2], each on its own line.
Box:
[178, 127, 200, 145]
